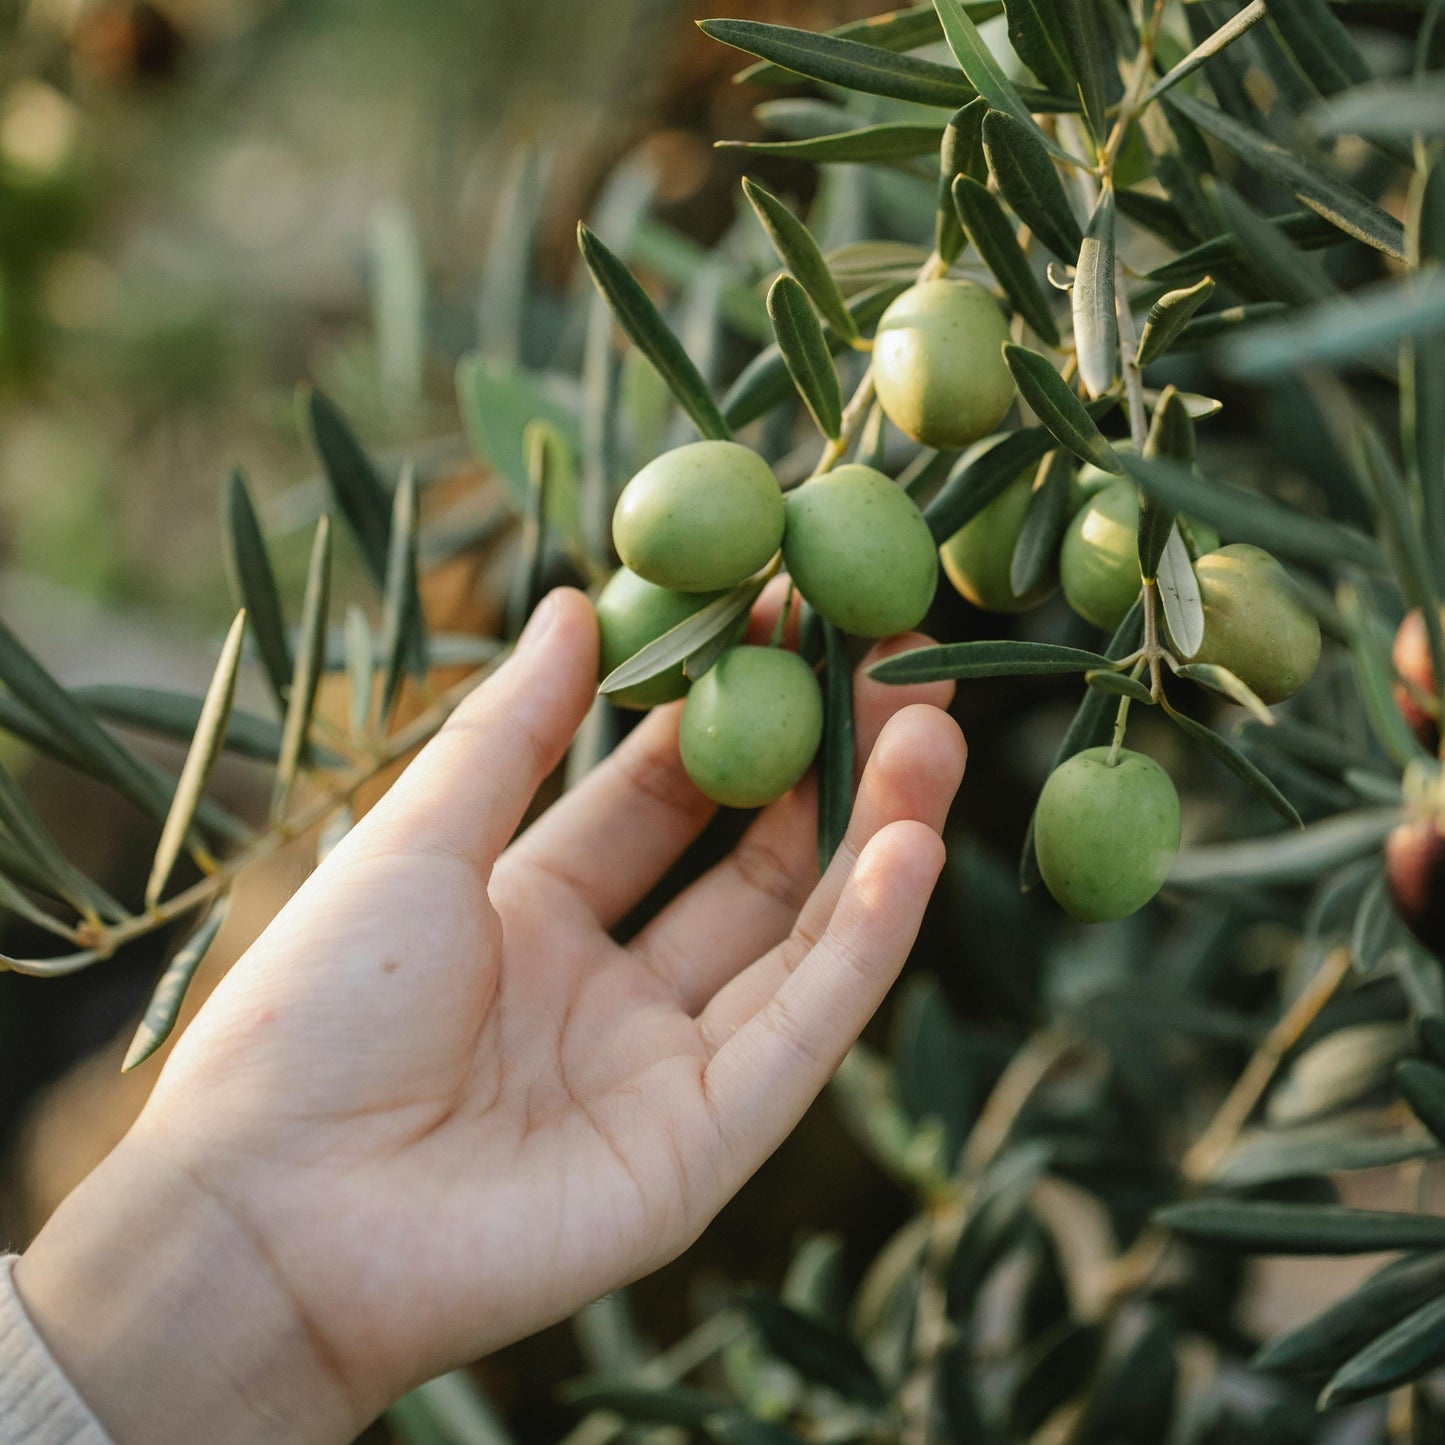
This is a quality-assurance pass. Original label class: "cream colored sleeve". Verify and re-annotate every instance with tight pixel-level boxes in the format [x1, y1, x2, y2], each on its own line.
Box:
[0, 1256, 112, 1445]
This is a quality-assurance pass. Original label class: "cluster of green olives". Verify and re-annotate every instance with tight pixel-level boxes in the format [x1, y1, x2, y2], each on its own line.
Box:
[597, 437, 937, 808]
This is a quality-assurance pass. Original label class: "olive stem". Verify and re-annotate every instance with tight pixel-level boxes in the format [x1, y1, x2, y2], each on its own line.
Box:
[1106, 660, 1148, 765]
[769, 581, 795, 647]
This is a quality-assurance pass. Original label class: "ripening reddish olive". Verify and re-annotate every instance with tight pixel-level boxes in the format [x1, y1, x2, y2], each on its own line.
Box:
[595, 567, 741, 710]
[1387, 819, 1445, 959]
[1034, 747, 1181, 922]
[871, 279, 1015, 451]
[612, 440, 784, 592]
[782, 464, 938, 637]
[940, 464, 1058, 613]
[1189, 545, 1321, 706]
[1393, 608, 1441, 750]
[680, 646, 823, 808]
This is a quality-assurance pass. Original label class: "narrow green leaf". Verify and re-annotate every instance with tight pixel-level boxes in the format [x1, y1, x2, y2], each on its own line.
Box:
[1004, 344, 1121, 471]
[1312, 75, 1445, 142]
[1171, 93, 1407, 261]
[723, 123, 944, 163]
[733, 4, 954, 85]
[1176, 663, 1274, 726]
[1143, 208, 1341, 288]
[1397, 1060, 1445, 1145]
[577, 224, 731, 441]
[389, 1371, 516, 1445]
[1002, 0, 1072, 97]
[743, 178, 859, 343]
[1009, 450, 1071, 596]
[1156, 1200, 1445, 1254]
[1143, 0, 1267, 106]
[1055, 0, 1112, 141]
[1138, 386, 1193, 581]
[1219, 1122, 1435, 1189]
[1119, 453, 1381, 569]
[1158, 529, 1206, 658]
[1209, 180, 1336, 308]
[983, 111, 1085, 263]
[273, 516, 332, 821]
[739, 1293, 887, 1406]
[600, 576, 769, 696]
[1337, 582, 1425, 771]
[1116, 189, 1201, 252]
[1085, 669, 1154, 703]
[871, 640, 1114, 683]
[145, 612, 247, 907]
[1138, 101, 1219, 245]
[1165, 707, 1301, 826]
[561, 1381, 725, 1428]
[1322, 1294, 1445, 1407]
[1406, 156, 1445, 595]
[379, 465, 423, 724]
[0, 755, 115, 919]
[1263, 0, 1369, 100]
[699, 18, 976, 107]
[122, 896, 231, 1072]
[367, 200, 426, 418]
[819, 624, 856, 872]
[936, 98, 987, 265]
[1136, 277, 1217, 367]
[1173, 302, 1286, 349]
[306, 389, 392, 585]
[223, 469, 291, 712]
[345, 606, 374, 740]
[951, 176, 1059, 344]
[767, 276, 843, 438]
[1073, 189, 1117, 398]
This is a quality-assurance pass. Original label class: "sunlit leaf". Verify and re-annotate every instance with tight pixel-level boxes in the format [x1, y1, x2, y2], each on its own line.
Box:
[983, 111, 1085, 263]
[872, 640, 1114, 683]
[1136, 277, 1217, 367]
[223, 469, 291, 713]
[767, 276, 843, 438]
[1073, 189, 1117, 398]
[951, 176, 1059, 344]
[743, 177, 859, 342]
[1176, 663, 1274, 726]
[1156, 1199, 1445, 1253]
[1143, 0, 1266, 105]
[1004, 344, 1122, 471]
[721, 122, 945, 163]
[122, 896, 231, 1072]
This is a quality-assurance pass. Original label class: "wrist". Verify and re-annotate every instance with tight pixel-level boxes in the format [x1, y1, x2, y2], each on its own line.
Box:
[14, 1125, 362, 1445]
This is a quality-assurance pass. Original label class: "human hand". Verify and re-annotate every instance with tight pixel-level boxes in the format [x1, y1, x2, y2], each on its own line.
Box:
[16, 587, 966, 1445]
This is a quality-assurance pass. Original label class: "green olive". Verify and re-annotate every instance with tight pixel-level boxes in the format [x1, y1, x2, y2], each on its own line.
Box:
[782, 464, 938, 637]
[612, 440, 784, 592]
[595, 568, 742, 710]
[1190, 544, 1321, 705]
[871, 280, 1015, 451]
[1059, 479, 1142, 631]
[940, 464, 1058, 613]
[1034, 747, 1181, 922]
[680, 646, 823, 808]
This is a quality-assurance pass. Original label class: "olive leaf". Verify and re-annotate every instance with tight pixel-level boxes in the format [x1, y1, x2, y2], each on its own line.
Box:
[871, 640, 1115, 683]
[223, 469, 291, 712]
[307, 389, 393, 585]
[122, 896, 231, 1073]
[1396, 1060, 1445, 1145]
[379, 463, 425, 724]
[577, 223, 731, 442]
[1008, 451, 1071, 597]
[1142, 0, 1266, 106]
[1321, 1294, 1445, 1407]
[1207, 181, 1337, 308]
[936, 98, 987, 265]
[1170, 93, 1407, 261]
[562, 1380, 727, 1428]
[145, 610, 247, 907]
[1171, 807, 1399, 887]
[1138, 386, 1193, 584]
[1144, 209, 1339, 288]
[1156, 1199, 1445, 1253]
[1072, 189, 1117, 398]
[273, 515, 332, 822]
[722, 123, 945, 163]
[1004, 344, 1122, 472]
[503, 423, 554, 646]
[951, 176, 1059, 344]
[1215, 1120, 1436, 1188]
[1001, 0, 1072, 96]
[1264, 0, 1369, 99]
[1336, 582, 1432, 770]
[1174, 302, 1285, 349]
[1136, 277, 1217, 367]
[1163, 706, 1302, 827]
[743, 178, 859, 344]
[983, 111, 1085, 263]
[1312, 75, 1445, 142]
[1054, 0, 1112, 142]
[733, 3, 955, 85]
[767, 276, 843, 439]
[1176, 664, 1274, 727]
[1085, 669, 1154, 703]
[739, 1293, 887, 1406]
[1406, 157, 1445, 593]
[818, 624, 856, 875]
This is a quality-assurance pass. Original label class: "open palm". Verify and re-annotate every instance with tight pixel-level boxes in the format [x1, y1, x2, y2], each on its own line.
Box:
[22, 588, 965, 1444]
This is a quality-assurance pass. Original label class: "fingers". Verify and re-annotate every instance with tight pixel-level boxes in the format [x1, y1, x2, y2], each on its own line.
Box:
[698, 820, 945, 1181]
[692, 704, 964, 1041]
[352, 589, 600, 872]
[629, 636, 960, 1012]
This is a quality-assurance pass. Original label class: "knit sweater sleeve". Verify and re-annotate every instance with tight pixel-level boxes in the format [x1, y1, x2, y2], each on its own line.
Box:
[0, 1255, 113, 1445]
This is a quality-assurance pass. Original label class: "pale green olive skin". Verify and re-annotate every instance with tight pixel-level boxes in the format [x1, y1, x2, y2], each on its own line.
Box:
[1190, 544, 1321, 705]
[680, 647, 823, 808]
[1035, 746, 1181, 922]
[940, 466, 1058, 613]
[872, 280, 1015, 451]
[613, 440, 784, 592]
[1060, 480, 1142, 631]
[595, 568, 739, 710]
[782, 465, 938, 637]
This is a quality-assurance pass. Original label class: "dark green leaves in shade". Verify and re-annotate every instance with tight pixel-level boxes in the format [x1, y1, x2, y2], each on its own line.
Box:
[1004, 344, 1122, 472]
[1055, 0, 1111, 142]
[1156, 1200, 1445, 1253]
[223, 470, 291, 712]
[1264, 0, 1369, 99]
[600, 576, 769, 696]
[699, 18, 975, 107]
[1086, 668, 1154, 703]
[1164, 709, 1302, 826]
[767, 276, 843, 438]
[505, 423, 558, 644]
[122, 895, 231, 1073]
[145, 610, 247, 907]
[722, 123, 945, 163]
[1312, 76, 1445, 141]
[872, 640, 1114, 683]
[1136, 277, 1216, 367]
[739, 1293, 887, 1406]
[1137, 386, 1193, 582]
[562, 1381, 725, 1428]
[380, 465, 424, 724]
[818, 624, 856, 872]
[1143, 1, 1266, 106]
[742, 178, 858, 342]
[1002, 0, 1072, 98]
[1118, 453, 1381, 569]
[952, 176, 1059, 344]
[1073, 188, 1117, 398]
[733, 4, 964, 85]
[1177, 664, 1274, 727]
[1320, 1295, 1445, 1407]
[273, 516, 332, 822]
[1396, 1060, 1445, 1145]
[983, 111, 1084, 264]
[1010, 451, 1072, 596]
[577, 224, 732, 441]
[1169, 93, 1407, 261]
[307, 389, 392, 585]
